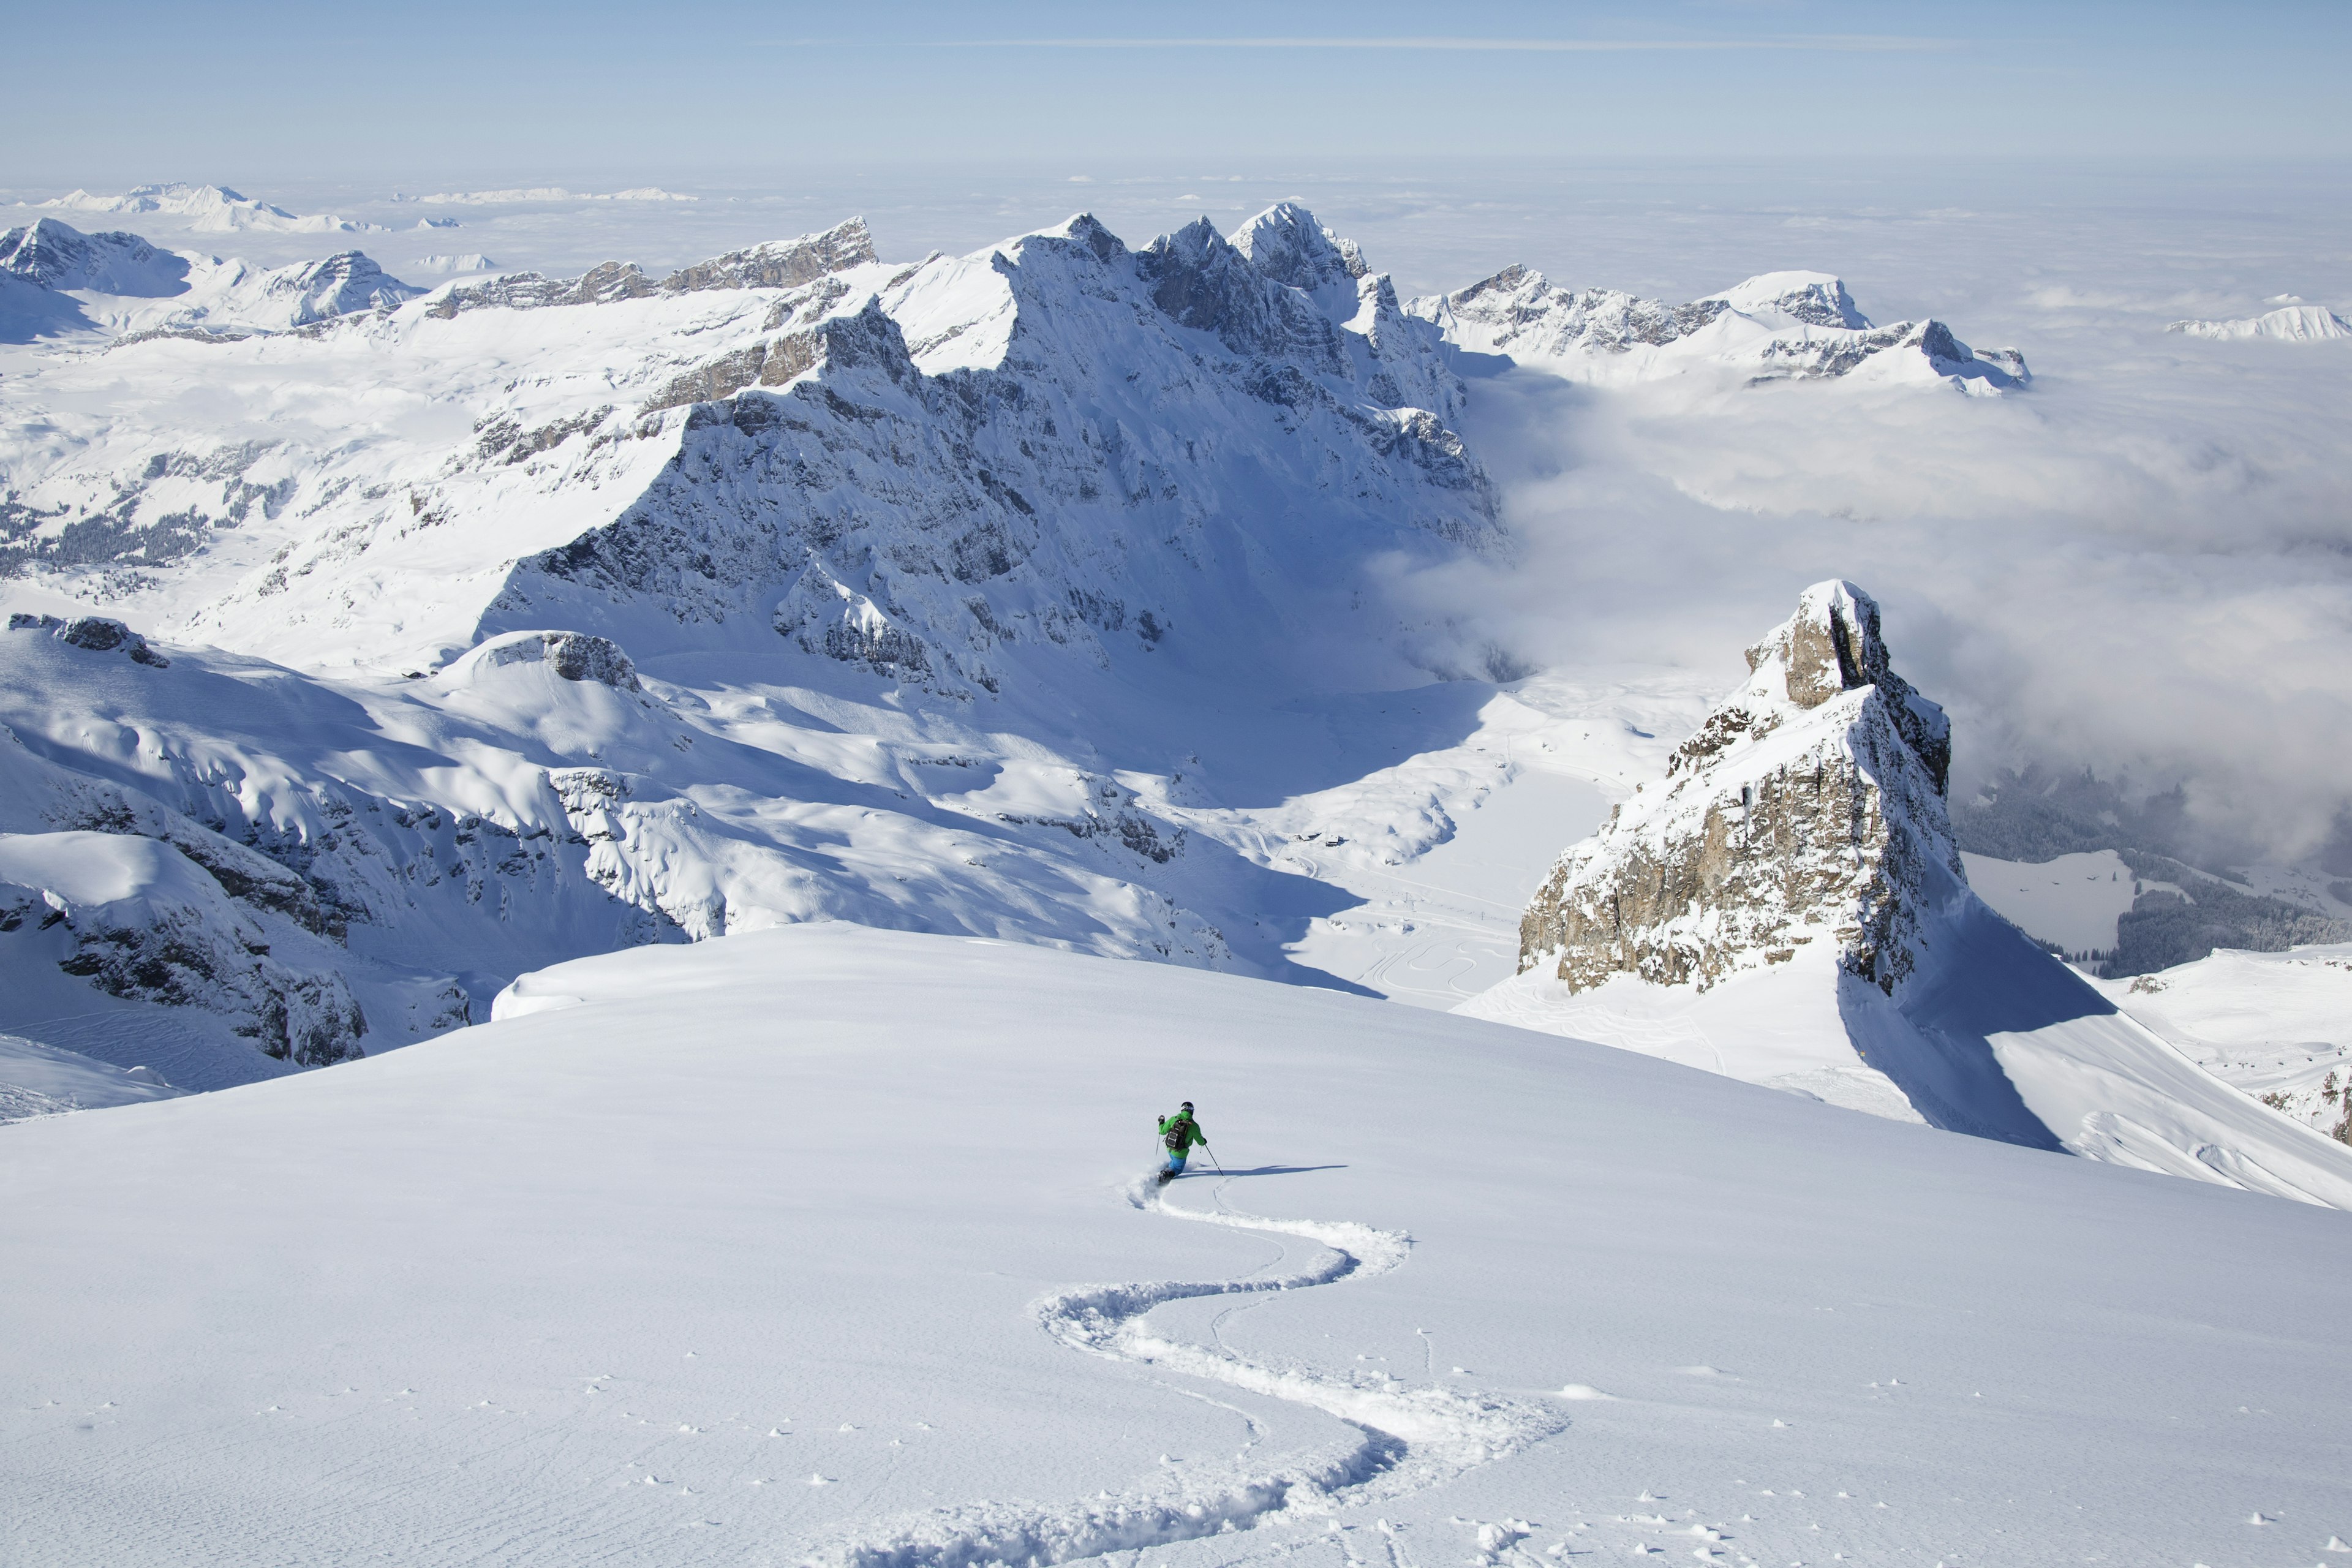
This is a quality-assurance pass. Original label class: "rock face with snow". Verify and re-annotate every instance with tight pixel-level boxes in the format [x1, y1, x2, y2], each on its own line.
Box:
[1, 217, 192, 296]
[428, 219, 881, 316]
[2, 208, 1491, 691]
[0, 216, 418, 341]
[9, 612, 171, 666]
[1412, 266, 2029, 393]
[1520, 581, 1953, 995]
[0, 203, 1499, 1083]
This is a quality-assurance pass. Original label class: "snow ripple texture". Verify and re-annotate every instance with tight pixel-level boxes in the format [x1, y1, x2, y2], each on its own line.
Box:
[811, 1186, 1563, 1568]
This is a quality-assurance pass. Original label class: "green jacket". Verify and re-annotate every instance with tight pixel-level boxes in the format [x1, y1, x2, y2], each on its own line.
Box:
[1158, 1112, 1207, 1152]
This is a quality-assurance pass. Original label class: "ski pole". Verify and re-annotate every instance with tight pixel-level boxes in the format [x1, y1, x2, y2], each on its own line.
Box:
[1205, 1144, 1224, 1175]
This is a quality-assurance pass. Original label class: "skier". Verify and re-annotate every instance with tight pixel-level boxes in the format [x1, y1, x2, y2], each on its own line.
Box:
[1156, 1100, 1208, 1185]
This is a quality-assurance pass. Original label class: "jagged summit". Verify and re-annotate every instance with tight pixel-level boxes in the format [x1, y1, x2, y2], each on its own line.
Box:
[7, 200, 1494, 701]
[1705, 270, 1870, 330]
[1, 218, 191, 297]
[35, 183, 374, 235]
[1521, 579, 1956, 998]
[1475, 583, 2352, 1201]
[1410, 266, 2027, 393]
[2168, 303, 2351, 341]
[427, 218, 881, 316]
[1231, 202, 1368, 296]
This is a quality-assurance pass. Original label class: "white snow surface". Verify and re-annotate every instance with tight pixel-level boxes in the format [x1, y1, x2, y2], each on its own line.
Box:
[1958, 850, 2138, 954]
[0, 216, 421, 339]
[2094, 943, 2352, 1140]
[30, 182, 382, 234]
[2168, 303, 2352, 341]
[3, 922, 2348, 1566]
[1410, 264, 2029, 394]
[1467, 586, 2352, 1209]
[1472, 876, 2352, 1212]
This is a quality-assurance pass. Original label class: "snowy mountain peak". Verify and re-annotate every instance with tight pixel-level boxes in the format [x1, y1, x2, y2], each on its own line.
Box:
[1480, 584, 2352, 1203]
[1524, 578, 1955, 998]
[260, 251, 421, 324]
[662, 217, 878, 293]
[0, 217, 190, 298]
[1738, 578, 1950, 790]
[35, 183, 375, 234]
[1231, 202, 1369, 295]
[1705, 270, 1871, 330]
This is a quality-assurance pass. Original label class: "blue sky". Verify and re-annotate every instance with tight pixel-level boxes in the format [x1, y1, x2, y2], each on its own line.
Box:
[6, 1, 2350, 186]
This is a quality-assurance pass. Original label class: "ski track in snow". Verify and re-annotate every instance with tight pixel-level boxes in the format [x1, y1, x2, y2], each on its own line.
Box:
[813, 1178, 1563, 1568]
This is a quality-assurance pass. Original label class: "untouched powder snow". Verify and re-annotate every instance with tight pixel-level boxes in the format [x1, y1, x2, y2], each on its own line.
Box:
[1411, 265, 2028, 394]
[0, 203, 1528, 1086]
[2168, 303, 2352, 341]
[1, 923, 2348, 1566]
[1959, 849, 2138, 954]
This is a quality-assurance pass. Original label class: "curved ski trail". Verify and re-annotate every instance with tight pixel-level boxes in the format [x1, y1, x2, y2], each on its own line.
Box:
[813, 1180, 1563, 1568]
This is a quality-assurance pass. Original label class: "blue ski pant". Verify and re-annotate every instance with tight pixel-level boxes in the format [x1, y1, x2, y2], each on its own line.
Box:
[1161, 1150, 1188, 1177]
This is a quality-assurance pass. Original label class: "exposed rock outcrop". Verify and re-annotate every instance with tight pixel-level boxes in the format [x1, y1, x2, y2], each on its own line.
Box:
[467, 629, 643, 690]
[0, 830, 367, 1066]
[10, 612, 170, 666]
[426, 219, 879, 318]
[1519, 581, 1956, 995]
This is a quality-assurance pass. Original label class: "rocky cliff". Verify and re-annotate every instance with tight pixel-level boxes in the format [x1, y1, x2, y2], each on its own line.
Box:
[1519, 580, 1957, 994]
[1412, 267, 2029, 393]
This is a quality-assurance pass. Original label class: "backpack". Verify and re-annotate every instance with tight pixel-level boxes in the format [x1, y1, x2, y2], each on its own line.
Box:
[1161, 1115, 1191, 1152]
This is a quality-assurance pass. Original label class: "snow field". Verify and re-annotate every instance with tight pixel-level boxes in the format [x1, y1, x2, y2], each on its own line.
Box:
[4, 922, 2350, 1566]
[1958, 850, 2138, 955]
[0, 1031, 184, 1123]
[2097, 943, 2352, 1138]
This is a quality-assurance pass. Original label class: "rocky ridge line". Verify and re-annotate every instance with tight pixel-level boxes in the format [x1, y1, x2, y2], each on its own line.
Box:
[1519, 580, 1956, 993]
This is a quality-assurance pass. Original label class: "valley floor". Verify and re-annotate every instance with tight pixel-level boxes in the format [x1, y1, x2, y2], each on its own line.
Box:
[4, 924, 2346, 1567]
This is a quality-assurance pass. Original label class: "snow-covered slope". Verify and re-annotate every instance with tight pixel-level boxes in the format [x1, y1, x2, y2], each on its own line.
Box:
[0, 216, 420, 341]
[2168, 303, 2351, 341]
[1411, 265, 2029, 393]
[1467, 581, 2352, 1208]
[2, 922, 2346, 1566]
[1959, 849, 2138, 955]
[0, 205, 1525, 1084]
[2095, 943, 2352, 1142]
[32, 183, 379, 234]
[1, 209, 1489, 684]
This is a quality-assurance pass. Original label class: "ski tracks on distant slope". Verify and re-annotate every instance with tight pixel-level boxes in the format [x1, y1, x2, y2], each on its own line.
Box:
[812, 1182, 1564, 1568]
